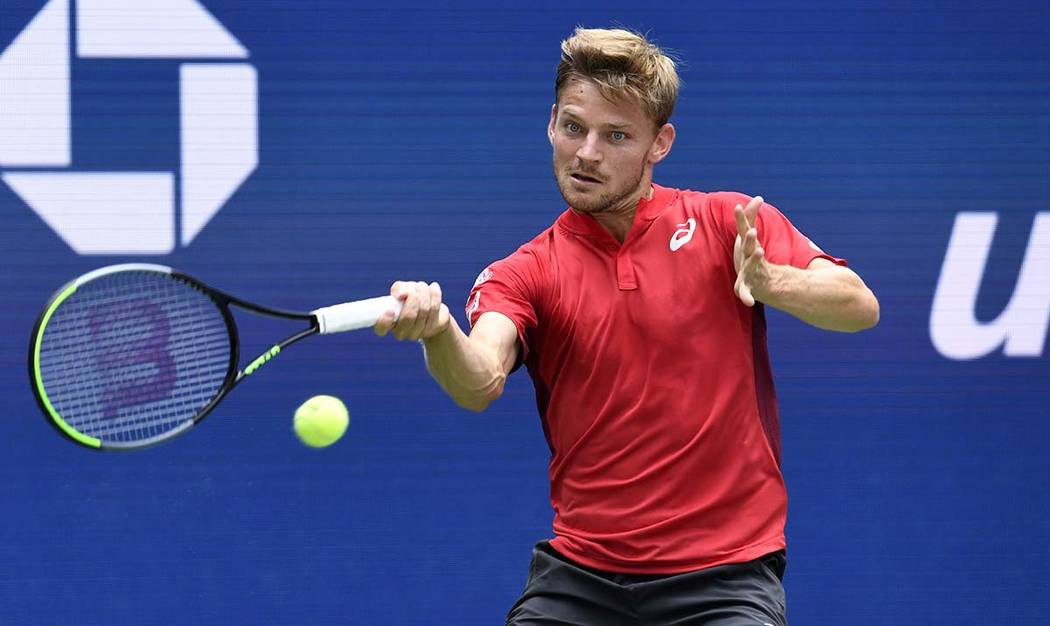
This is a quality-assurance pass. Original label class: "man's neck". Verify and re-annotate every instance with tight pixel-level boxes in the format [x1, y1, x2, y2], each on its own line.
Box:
[589, 185, 654, 244]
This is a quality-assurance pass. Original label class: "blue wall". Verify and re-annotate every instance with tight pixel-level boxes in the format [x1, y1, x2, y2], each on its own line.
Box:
[2, 1, 1048, 624]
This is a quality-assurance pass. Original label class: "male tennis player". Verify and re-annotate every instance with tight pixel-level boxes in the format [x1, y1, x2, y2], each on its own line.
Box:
[375, 27, 879, 625]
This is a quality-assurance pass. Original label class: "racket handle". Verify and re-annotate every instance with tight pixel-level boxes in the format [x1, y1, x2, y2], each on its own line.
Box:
[313, 296, 402, 334]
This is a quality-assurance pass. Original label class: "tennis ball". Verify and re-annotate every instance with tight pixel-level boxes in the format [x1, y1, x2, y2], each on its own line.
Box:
[293, 395, 349, 448]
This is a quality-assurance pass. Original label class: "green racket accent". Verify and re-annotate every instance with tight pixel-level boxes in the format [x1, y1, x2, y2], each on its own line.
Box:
[243, 345, 281, 376]
[33, 283, 102, 449]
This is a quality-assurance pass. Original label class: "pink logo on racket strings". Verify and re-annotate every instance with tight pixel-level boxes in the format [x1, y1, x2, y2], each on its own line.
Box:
[89, 299, 176, 420]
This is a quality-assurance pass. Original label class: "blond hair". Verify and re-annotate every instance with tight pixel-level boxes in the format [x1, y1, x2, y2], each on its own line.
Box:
[555, 27, 680, 127]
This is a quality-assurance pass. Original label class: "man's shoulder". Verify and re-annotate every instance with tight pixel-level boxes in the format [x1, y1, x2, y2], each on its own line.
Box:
[482, 222, 556, 277]
[506, 221, 556, 259]
[666, 187, 749, 209]
[523, 221, 558, 247]
[662, 187, 754, 224]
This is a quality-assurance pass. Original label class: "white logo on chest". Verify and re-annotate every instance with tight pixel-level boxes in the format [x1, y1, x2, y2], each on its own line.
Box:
[669, 218, 696, 252]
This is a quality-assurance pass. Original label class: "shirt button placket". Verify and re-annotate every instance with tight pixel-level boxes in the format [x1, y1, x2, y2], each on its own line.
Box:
[616, 249, 637, 291]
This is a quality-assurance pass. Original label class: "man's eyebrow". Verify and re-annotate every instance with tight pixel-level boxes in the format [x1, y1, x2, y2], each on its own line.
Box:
[559, 111, 634, 130]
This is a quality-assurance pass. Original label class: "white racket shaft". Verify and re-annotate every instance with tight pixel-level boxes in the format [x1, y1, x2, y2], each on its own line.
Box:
[313, 296, 402, 334]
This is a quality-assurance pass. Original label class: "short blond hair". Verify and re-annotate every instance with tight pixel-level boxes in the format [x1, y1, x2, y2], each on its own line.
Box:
[555, 27, 680, 127]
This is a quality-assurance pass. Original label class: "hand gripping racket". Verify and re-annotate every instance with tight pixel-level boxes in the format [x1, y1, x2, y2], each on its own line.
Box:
[28, 264, 401, 450]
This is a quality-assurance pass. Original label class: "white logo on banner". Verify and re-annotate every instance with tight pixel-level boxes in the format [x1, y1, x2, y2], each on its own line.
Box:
[931, 212, 1050, 359]
[0, 0, 257, 254]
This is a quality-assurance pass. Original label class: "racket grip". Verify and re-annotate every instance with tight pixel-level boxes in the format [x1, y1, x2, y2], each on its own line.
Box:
[313, 296, 402, 334]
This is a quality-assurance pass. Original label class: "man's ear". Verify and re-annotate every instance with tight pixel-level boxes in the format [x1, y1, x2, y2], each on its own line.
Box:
[648, 123, 676, 164]
[547, 104, 558, 146]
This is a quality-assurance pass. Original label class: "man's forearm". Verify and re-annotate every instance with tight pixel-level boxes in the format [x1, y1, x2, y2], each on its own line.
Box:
[759, 264, 880, 332]
[422, 321, 507, 412]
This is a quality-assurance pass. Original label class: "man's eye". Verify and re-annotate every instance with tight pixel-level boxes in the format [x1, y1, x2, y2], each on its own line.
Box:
[566, 122, 581, 133]
[610, 131, 627, 142]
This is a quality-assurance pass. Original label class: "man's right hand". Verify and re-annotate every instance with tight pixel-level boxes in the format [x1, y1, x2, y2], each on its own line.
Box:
[374, 281, 451, 342]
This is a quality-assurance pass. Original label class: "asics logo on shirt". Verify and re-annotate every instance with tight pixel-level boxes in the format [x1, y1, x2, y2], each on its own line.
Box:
[669, 218, 697, 252]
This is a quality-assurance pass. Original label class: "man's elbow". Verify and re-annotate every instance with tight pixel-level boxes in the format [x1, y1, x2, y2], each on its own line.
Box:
[455, 395, 493, 413]
[846, 288, 880, 332]
[452, 376, 507, 413]
[865, 292, 880, 329]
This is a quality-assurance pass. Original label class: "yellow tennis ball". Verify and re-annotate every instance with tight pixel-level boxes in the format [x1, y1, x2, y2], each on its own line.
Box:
[293, 395, 349, 448]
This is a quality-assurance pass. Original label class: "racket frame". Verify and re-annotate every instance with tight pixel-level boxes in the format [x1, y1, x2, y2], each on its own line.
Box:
[29, 264, 320, 451]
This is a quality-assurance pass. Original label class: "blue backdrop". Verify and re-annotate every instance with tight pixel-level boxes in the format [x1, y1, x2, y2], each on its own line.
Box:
[1, 1, 1048, 624]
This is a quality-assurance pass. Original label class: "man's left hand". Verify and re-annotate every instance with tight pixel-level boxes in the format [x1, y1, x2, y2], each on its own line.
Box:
[733, 196, 771, 307]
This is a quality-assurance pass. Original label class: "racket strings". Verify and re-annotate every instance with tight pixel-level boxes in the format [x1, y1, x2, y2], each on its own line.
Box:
[37, 271, 232, 445]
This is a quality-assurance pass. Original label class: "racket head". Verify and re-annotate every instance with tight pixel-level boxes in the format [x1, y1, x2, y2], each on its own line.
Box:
[28, 264, 239, 450]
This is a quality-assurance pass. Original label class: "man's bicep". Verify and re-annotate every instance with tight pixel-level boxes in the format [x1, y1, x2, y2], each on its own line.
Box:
[469, 311, 521, 376]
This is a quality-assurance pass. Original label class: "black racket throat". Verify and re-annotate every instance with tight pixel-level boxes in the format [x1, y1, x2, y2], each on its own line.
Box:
[173, 268, 322, 388]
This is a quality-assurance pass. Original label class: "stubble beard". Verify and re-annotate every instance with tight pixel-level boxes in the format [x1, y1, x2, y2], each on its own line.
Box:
[554, 156, 647, 216]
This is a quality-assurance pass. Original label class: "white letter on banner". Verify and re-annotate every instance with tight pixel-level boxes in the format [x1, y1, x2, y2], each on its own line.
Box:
[930, 212, 1050, 360]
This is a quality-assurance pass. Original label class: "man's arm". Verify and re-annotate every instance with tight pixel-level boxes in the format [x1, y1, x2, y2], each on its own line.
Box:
[374, 281, 519, 411]
[733, 197, 880, 333]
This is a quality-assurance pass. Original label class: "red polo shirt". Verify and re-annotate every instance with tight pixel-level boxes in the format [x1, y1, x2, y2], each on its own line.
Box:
[466, 184, 845, 574]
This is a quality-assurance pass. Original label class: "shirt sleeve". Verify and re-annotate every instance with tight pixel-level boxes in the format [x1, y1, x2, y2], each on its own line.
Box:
[465, 246, 544, 362]
[711, 191, 847, 269]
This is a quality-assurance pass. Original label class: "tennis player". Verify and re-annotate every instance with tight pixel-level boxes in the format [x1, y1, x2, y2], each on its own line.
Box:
[376, 27, 879, 625]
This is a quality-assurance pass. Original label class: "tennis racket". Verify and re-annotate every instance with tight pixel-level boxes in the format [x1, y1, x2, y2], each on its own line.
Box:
[28, 263, 401, 451]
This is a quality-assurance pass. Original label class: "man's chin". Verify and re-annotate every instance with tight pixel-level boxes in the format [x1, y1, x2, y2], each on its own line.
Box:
[564, 195, 604, 213]
[558, 183, 604, 213]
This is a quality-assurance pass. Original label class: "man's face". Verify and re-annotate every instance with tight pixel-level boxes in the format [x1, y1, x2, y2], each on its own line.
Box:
[548, 78, 672, 215]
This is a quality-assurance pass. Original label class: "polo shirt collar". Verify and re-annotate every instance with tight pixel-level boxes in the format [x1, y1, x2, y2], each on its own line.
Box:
[557, 183, 676, 241]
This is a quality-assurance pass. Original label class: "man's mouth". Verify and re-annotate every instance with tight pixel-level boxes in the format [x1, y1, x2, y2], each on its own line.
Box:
[570, 172, 602, 184]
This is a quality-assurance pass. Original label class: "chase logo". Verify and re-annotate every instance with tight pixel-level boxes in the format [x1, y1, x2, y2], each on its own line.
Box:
[0, 0, 257, 254]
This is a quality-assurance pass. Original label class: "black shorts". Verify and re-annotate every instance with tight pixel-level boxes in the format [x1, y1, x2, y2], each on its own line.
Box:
[506, 542, 787, 626]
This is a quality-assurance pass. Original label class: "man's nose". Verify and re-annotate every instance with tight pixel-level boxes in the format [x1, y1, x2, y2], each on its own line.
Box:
[575, 131, 602, 163]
